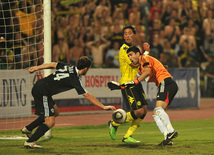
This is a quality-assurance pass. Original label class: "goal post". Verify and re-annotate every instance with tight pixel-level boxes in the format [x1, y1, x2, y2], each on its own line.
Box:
[0, 0, 51, 139]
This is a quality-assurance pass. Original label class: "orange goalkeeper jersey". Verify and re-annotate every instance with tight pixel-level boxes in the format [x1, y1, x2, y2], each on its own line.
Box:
[139, 55, 172, 86]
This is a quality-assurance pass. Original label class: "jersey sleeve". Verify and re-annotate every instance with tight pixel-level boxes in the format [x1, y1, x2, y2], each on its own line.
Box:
[56, 62, 66, 69]
[74, 78, 88, 95]
[141, 56, 152, 69]
[119, 46, 132, 65]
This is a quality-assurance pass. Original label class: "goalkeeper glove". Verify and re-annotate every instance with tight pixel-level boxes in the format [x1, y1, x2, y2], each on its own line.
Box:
[121, 79, 140, 89]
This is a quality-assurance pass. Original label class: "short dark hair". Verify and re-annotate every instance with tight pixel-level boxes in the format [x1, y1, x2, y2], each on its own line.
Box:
[122, 25, 136, 34]
[77, 56, 92, 70]
[127, 46, 141, 54]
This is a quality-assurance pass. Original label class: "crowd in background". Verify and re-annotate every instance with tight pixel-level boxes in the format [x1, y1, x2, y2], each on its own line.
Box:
[0, 0, 214, 97]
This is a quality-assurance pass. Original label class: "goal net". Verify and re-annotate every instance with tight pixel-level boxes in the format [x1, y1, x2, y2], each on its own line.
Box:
[0, 0, 45, 139]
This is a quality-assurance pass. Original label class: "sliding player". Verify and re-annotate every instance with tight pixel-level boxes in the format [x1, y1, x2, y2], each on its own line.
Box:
[21, 56, 116, 148]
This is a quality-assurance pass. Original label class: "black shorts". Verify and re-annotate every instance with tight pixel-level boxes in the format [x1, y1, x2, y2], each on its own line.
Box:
[121, 83, 147, 111]
[157, 77, 178, 105]
[32, 80, 55, 117]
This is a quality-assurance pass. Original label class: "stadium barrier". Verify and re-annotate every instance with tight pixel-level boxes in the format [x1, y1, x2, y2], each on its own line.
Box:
[0, 68, 200, 118]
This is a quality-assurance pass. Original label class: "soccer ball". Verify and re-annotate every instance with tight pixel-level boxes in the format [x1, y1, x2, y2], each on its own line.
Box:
[112, 109, 127, 124]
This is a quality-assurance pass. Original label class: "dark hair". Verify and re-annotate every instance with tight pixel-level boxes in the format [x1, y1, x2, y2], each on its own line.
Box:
[127, 46, 141, 54]
[122, 25, 136, 34]
[77, 56, 92, 70]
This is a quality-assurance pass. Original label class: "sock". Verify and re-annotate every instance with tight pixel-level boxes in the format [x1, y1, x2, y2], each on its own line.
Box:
[112, 121, 121, 127]
[27, 123, 50, 142]
[155, 107, 174, 133]
[140, 114, 146, 119]
[125, 111, 137, 123]
[153, 115, 168, 139]
[26, 116, 45, 131]
[124, 118, 142, 138]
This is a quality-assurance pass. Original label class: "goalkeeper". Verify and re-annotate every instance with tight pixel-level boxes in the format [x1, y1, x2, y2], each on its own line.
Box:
[21, 56, 116, 149]
[125, 45, 178, 146]
[108, 25, 149, 143]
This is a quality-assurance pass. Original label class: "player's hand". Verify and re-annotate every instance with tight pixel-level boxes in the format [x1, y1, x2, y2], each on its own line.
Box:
[143, 42, 150, 52]
[103, 106, 116, 111]
[121, 79, 139, 89]
[28, 66, 39, 73]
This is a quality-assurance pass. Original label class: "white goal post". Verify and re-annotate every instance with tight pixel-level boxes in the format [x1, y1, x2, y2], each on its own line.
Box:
[0, 0, 52, 139]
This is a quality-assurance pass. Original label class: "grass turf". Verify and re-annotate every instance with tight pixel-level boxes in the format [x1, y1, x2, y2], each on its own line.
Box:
[0, 118, 214, 155]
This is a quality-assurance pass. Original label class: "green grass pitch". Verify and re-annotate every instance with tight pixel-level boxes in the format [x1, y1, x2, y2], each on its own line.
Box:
[0, 118, 214, 155]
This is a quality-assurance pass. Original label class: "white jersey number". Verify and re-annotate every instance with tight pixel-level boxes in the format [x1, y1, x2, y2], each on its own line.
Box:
[53, 66, 70, 81]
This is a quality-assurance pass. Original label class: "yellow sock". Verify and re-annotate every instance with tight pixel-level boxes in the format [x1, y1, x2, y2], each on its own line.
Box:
[124, 118, 142, 138]
[112, 121, 121, 127]
[112, 111, 135, 127]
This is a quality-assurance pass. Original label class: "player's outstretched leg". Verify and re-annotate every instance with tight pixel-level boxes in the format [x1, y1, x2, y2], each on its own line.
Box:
[122, 118, 142, 143]
[108, 120, 118, 140]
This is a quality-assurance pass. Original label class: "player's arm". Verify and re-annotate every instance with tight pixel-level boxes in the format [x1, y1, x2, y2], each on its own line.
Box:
[137, 67, 151, 82]
[83, 93, 116, 110]
[122, 67, 151, 88]
[28, 62, 57, 73]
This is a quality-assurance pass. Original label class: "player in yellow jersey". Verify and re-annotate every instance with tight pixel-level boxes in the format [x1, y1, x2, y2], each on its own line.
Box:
[108, 25, 148, 143]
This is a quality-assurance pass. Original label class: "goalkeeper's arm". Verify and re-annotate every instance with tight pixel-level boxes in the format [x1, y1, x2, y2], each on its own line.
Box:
[122, 67, 151, 88]
[137, 67, 151, 82]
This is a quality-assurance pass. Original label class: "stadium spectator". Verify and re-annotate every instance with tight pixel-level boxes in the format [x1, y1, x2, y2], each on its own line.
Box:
[135, 25, 146, 51]
[148, 0, 162, 22]
[94, 0, 111, 22]
[179, 27, 197, 54]
[164, 18, 181, 49]
[67, 38, 84, 65]
[37, 41, 44, 65]
[204, 53, 214, 97]
[86, 33, 110, 68]
[177, 39, 189, 68]
[15, 1, 36, 37]
[148, 19, 162, 43]
[128, 3, 141, 25]
[150, 34, 163, 59]
[105, 41, 120, 68]
[21, 37, 38, 68]
[161, 4, 172, 26]
[52, 32, 69, 63]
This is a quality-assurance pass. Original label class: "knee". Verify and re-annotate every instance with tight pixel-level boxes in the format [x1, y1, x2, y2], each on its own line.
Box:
[46, 121, 55, 128]
[138, 107, 147, 115]
[45, 117, 55, 128]
[136, 107, 147, 119]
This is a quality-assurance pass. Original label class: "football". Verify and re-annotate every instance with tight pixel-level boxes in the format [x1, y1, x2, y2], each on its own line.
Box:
[112, 109, 127, 124]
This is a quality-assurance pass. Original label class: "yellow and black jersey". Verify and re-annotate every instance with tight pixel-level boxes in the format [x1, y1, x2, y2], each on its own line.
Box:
[119, 43, 139, 84]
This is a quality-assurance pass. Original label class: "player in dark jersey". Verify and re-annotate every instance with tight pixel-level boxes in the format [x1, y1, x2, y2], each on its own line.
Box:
[21, 56, 116, 148]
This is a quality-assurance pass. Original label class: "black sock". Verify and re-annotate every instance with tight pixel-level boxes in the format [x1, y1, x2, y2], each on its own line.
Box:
[27, 124, 50, 142]
[131, 111, 138, 119]
[26, 116, 45, 131]
[140, 114, 146, 119]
